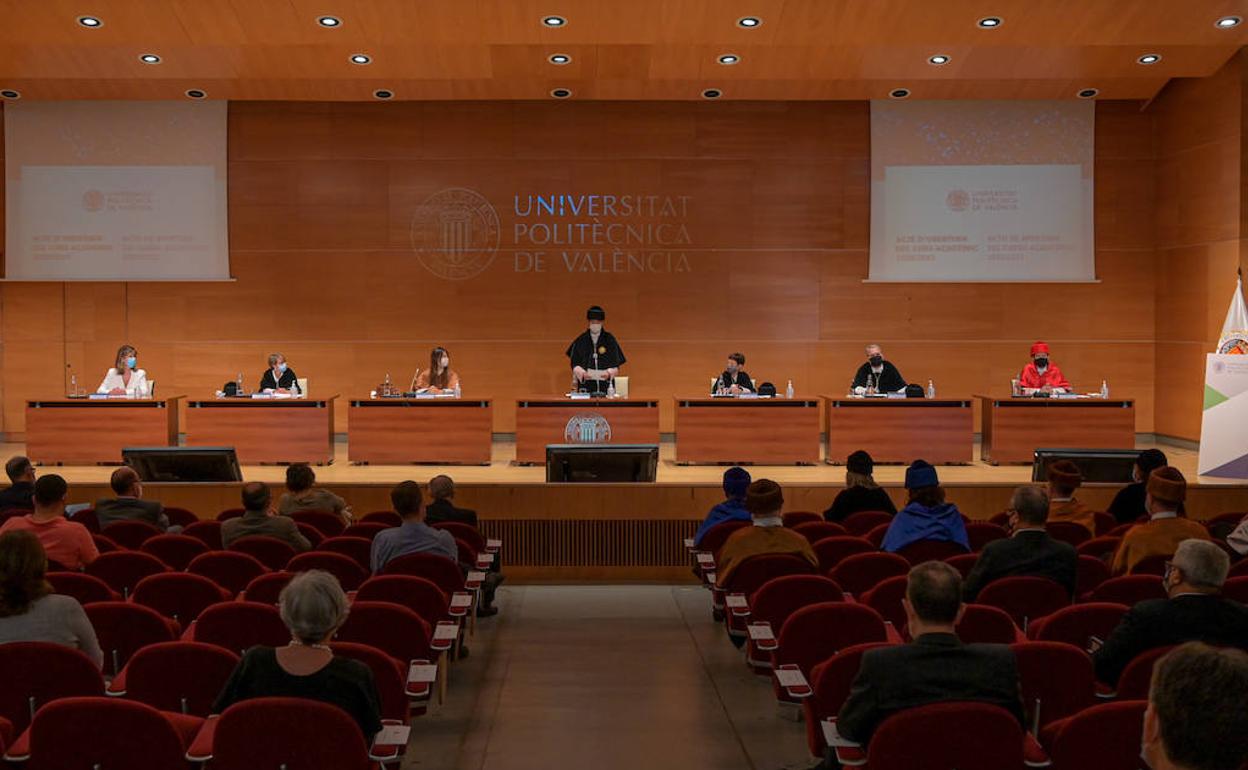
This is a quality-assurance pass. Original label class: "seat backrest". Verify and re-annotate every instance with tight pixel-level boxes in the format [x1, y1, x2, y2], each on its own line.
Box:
[240, 571, 295, 604]
[132, 572, 230, 626]
[216, 507, 245, 522]
[91, 533, 120, 554]
[187, 551, 269, 596]
[1030, 602, 1129, 650]
[432, 521, 484, 552]
[1089, 575, 1166, 606]
[45, 571, 119, 604]
[1046, 700, 1147, 770]
[356, 574, 450, 625]
[182, 520, 224, 550]
[329, 642, 408, 722]
[812, 536, 876, 573]
[842, 510, 893, 536]
[1222, 575, 1248, 603]
[100, 519, 163, 549]
[860, 574, 909, 631]
[1228, 558, 1248, 579]
[698, 520, 751, 558]
[140, 534, 209, 571]
[26, 696, 190, 770]
[342, 522, 389, 541]
[1047, 520, 1092, 547]
[335, 600, 433, 663]
[121, 641, 240, 716]
[965, 522, 1009, 552]
[1010, 641, 1095, 729]
[897, 539, 968, 565]
[68, 508, 99, 533]
[228, 535, 298, 571]
[1116, 645, 1177, 699]
[863, 522, 890, 548]
[955, 604, 1020, 644]
[866, 702, 1023, 770]
[0, 642, 104, 733]
[84, 550, 170, 598]
[360, 510, 401, 527]
[1076, 536, 1122, 560]
[977, 576, 1070, 629]
[804, 642, 893, 757]
[84, 601, 177, 676]
[211, 697, 369, 770]
[1093, 511, 1117, 536]
[162, 507, 200, 529]
[829, 552, 910, 597]
[382, 552, 465, 593]
[1129, 553, 1170, 576]
[944, 552, 979, 578]
[791, 521, 848, 543]
[748, 574, 844, 632]
[286, 551, 369, 591]
[192, 601, 289, 655]
[782, 511, 822, 528]
[775, 602, 888, 675]
[1076, 554, 1112, 597]
[289, 509, 346, 538]
[723, 553, 817, 596]
[315, 536, 373, 571]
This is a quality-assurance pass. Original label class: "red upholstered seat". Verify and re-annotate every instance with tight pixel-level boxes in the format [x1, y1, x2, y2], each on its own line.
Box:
[1223, 575, 1248, 603]
[239, 571, 295, 604]
[69, 508, 100, 533]
[842, 510, 892, 536]
[1076, 536, 1121, 560]
[977, 575, 1070, 631]
[316, 536, 373, 572]
[812, 536, 876, 573]
[335, 601, 434, 665]
[772, 602, 888, 702]
[697, 520, 750, 559]
[331, 641, 419, 721]
[383, 552, 466, 595]
[1076, 554, 1111, 597]
[228, 535, 298, 571]
[965, 521, 1009, 552]
[286, 551, 369, 591]
[897, 539, 968, 565]
[100, 519, 163, 549]
[1028, 602, 1129, 650]
[140, 534, 209, 571]
[132, 572, 231, 626]
[717, 553, 817, 622]
[108, 641, 239, 716]
[742, 574, 844, 668]
[1046, 521, 1092, 547]
[187, 551, 269, 597]
[1129, 553, 1170, 576]
[802, 642, 893, 757]
[860, 574, 909, 631]
[289, 509, 346, 538]
[1114, 645, 1177, 699]
[360, 510, 401, 527]
[189, 601, 289, 655]
[21, 696, 202, 770]
[782, 511, 822, 528]
[1087, 575, 1165, 606]
[84, 601, 179, 677]
[1093, 511, 1116, 536]
[1011, 641, 1096, 730]
[944, 552, 979, 578]
[1040, 700, 1147, 770]
[954, 604, 1022, 644]
[863, 522, 890, 548]
[195, 697, 371, 770]
[856, 701, 1024, 770]
[216, 508, 245, 521]
[343, 521, 389, 540]
[162, 506, 200, 529]
[791, 521, 848, 543]
[829, 552, 909, 597]
[182, 520, 224, 550]
[0, 643, 103, 735]
[84, 550, 169, 598]
[356, 575, 452, 627]
[46, 571, 119, 604]
[433, 521, 485, 553]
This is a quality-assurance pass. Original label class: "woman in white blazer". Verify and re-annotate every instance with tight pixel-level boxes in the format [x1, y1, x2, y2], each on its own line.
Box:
[97, 344, 149, 396]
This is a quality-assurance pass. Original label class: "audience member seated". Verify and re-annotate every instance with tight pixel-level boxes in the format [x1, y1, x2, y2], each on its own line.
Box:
[835, 561, 1024, 750]
[693, 467, 751, 546]
[0, 455, 36, 510]
[1110, 468, 1210, 576]
[714, 479, 817, 586]
[212, 570, 382, 741]
[963, 486, 1077, 601]
[1094, 539, 1248, 688]
[94, 466, 171, 531]
[278, 463, 352, 524]
[0, 530, 103, 668]
[222, 482, 312, 552]
[822, 451, 897, 523]
[372, 481, 500, 616]
[1045, 460, 1096, 536]
[0, 475, 97, 570]
[1107, 448, 1169, 525]
[881, 461, 969, 554]
[425, 475, 479, 527]
[1144, 642, 1248, 770]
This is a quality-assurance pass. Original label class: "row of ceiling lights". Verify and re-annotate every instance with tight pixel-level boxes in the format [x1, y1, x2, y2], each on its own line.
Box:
[0, 12, 1241, 102]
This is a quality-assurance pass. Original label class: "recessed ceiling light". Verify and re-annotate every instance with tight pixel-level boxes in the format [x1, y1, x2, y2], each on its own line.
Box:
[976, 16, 1002, 28]
[1077, 88, 1099, 99]
[550, 87, 572, 98]
[928, 54, 950, 65]
[1138, 53, 1161, 65]
[0, 89, 20, 100]
[717, 54, 740, 65]
[77, 15, 103, 28]
[350, 53, 371, 65]
[185, 89, 207, 99]
[889, 88, 911, 99]
[317, 16, 341, 28]
[549, 53, 571, 65]
[702, 88, 722, 99]
[1216, 16, 1242, 29]
[373, 89, 394, 99]
[139, 54, 161, 64]
[542, 15, 566, 28]
[737, 16, 762, 28]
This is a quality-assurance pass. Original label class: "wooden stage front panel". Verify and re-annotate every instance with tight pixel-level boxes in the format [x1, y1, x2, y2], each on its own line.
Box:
[26, 397, 182, 465]
[824, 396, 973, 465]
[514, 397, 661, 464]
[674, 398, 820, 464]
[348, 398, 492, 464]
[186, 396, 337, 465]
[979, 395, 1136, 465]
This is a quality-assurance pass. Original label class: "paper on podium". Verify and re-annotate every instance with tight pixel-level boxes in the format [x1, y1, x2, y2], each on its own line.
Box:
[585, 368, 610, 381]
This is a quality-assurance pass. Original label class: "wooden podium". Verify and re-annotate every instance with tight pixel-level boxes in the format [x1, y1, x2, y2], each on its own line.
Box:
[26, 397, 182, 465]
[348, 398, 492, 464]
[823, 396, 973, 465]
[186, 396, 337, 465]
[513, 397, 660, 465]
[674, 397, 821, 464]
[979, 395, 1136, 465]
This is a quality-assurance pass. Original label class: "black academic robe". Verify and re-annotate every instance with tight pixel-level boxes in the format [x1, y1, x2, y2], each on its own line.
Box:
[713, 371, 754, 394]
[852, 361, 906, 393]
[259, 367, 300, 393]
[566, 330, 626, 395]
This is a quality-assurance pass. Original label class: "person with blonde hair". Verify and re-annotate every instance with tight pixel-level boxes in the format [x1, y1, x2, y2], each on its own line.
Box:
[97, 343, 148, 396]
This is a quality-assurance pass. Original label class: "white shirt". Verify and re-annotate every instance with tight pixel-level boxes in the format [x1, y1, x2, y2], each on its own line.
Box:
[96, 368, 149, 396]
[754, 515, 783, 528]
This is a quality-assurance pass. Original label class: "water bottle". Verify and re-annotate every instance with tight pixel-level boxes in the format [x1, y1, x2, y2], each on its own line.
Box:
[69, 372, 78, 397]
[927, 379, 936, 399]
[1101, 380, 1109, 399]
[236, 372, 244, 396]
[453, 380, 462, 399]
[607, 379, 616, 398]
[785, 380, 794, 399]
[383, 372, 392, 396]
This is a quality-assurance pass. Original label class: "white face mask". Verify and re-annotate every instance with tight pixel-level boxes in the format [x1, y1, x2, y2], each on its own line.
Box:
[439, 357, 449, 369]
[589, 323, 603, 335]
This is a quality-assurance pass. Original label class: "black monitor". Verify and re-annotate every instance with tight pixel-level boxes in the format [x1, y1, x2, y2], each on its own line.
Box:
[545, 444, 659, 483]
[122, 447, 243, 483]
[1031, 449, 1141, 484]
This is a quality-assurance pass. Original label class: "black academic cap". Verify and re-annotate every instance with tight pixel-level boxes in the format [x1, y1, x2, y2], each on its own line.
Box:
[586, 305, 606, 321]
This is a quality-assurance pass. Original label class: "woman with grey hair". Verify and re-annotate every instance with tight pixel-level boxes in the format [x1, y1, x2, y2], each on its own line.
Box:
[259, 352, 300, 394]
[211, 570, 382, 740]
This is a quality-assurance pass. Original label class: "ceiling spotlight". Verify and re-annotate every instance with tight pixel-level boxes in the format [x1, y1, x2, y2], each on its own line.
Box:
[317, 16, 341, 28]
[702, 88, 722, 99]
[0, 89, 20, 100]
[185, 89, 207, 99]
[976, 16, 1002, 28]
[717, 54, 740, 65]
[928, 54, 950, 65]
[1138, 53, 1161, 65]
[549, 53, 571, 65]
[1216, 16, 1242, 28]
[889, 88, 911, 99]
[737, 16, 762, 28]
[77, 15, 103, 28]
[542, 15, 566, 27]
[139, 54, 161, 64]
[550, 87, 572, 98]
[374, 89, 394, 99]
[350, 53, 371, 65]
[1077, 88, 1099, 99]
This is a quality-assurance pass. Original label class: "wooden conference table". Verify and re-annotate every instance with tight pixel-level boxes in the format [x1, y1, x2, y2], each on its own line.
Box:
[514, 397, 660, 464]
[822, 396, 974, 465]
[348, 397, 493, 464]
[185, 396, 337, 465]
[978, 394, 1136, 465]
[674, 397, 821, 464]
[26, 396, 183, 465]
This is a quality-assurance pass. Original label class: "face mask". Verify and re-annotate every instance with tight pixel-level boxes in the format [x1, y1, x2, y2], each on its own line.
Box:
[277, 362, 287, 373]
[125, 356, 137, 369]
[439, 357, 449, 368]
[869, 355, 882, 366]
[589, 323, 603, 335]
[1035, 357, 1049, 368]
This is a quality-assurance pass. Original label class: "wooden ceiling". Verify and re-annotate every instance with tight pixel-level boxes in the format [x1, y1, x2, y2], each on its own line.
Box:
[0, 0, 1245, 101]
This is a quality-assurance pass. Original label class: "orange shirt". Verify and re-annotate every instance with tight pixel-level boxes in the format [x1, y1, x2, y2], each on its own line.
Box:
[715, 523, 818, 586]
[1110, 516, 1211, 576]
[0, 515, 99, 570]
[1049, 498, 1097, 536]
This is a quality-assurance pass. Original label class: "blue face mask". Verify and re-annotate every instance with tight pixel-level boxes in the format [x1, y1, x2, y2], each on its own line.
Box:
[125, 356, 137, 369]
[277, 362, 288, 373]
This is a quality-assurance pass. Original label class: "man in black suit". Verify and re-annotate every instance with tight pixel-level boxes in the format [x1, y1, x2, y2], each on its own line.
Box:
[836, 561, 1025, 749]
[95, 466, 171, 532]
[1093, 538, 1248, 688]
[0, 455, 36, 510]
[425, 475, 479, 527]
[963, 485, 1077, 601]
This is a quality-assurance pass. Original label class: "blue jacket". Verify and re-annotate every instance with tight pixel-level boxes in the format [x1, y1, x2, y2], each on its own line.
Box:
[881, 501, 969, 553]
[694, 499, 752, 545]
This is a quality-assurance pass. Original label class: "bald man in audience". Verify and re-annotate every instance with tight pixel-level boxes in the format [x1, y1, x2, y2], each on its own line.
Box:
[95, 466, 171, 532]
[1110, 467, 1210, 575]
[1144, 643, 1248, 770]
[1045, 460, 1095, 536]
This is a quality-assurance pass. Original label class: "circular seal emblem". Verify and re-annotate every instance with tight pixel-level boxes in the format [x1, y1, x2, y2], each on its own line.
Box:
[946, 189, 970, 212]
[409, 187, 500, 280]
[82, 189, 104, 212]
[1218, 337, 1248, 355]
[564, 412, 612, 444]
[597, 346, 606, 355]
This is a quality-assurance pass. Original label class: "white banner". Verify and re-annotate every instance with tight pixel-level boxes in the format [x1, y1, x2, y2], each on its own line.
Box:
[1198, 354, 1248, 479]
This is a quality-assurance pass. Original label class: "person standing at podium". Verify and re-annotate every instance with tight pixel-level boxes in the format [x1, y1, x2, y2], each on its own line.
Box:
[1018, 342, 1070, 394]
[412, 347, 460, 394]
[713, 353, 754, 395]
[259, 353, 300, 395]
[97, 344, 149, 396]
[852, 344, 906, 395]
[566, 305, 625, 395]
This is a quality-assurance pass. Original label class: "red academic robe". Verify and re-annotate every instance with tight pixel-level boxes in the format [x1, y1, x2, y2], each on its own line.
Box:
[1018, 362, 1071, 390]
